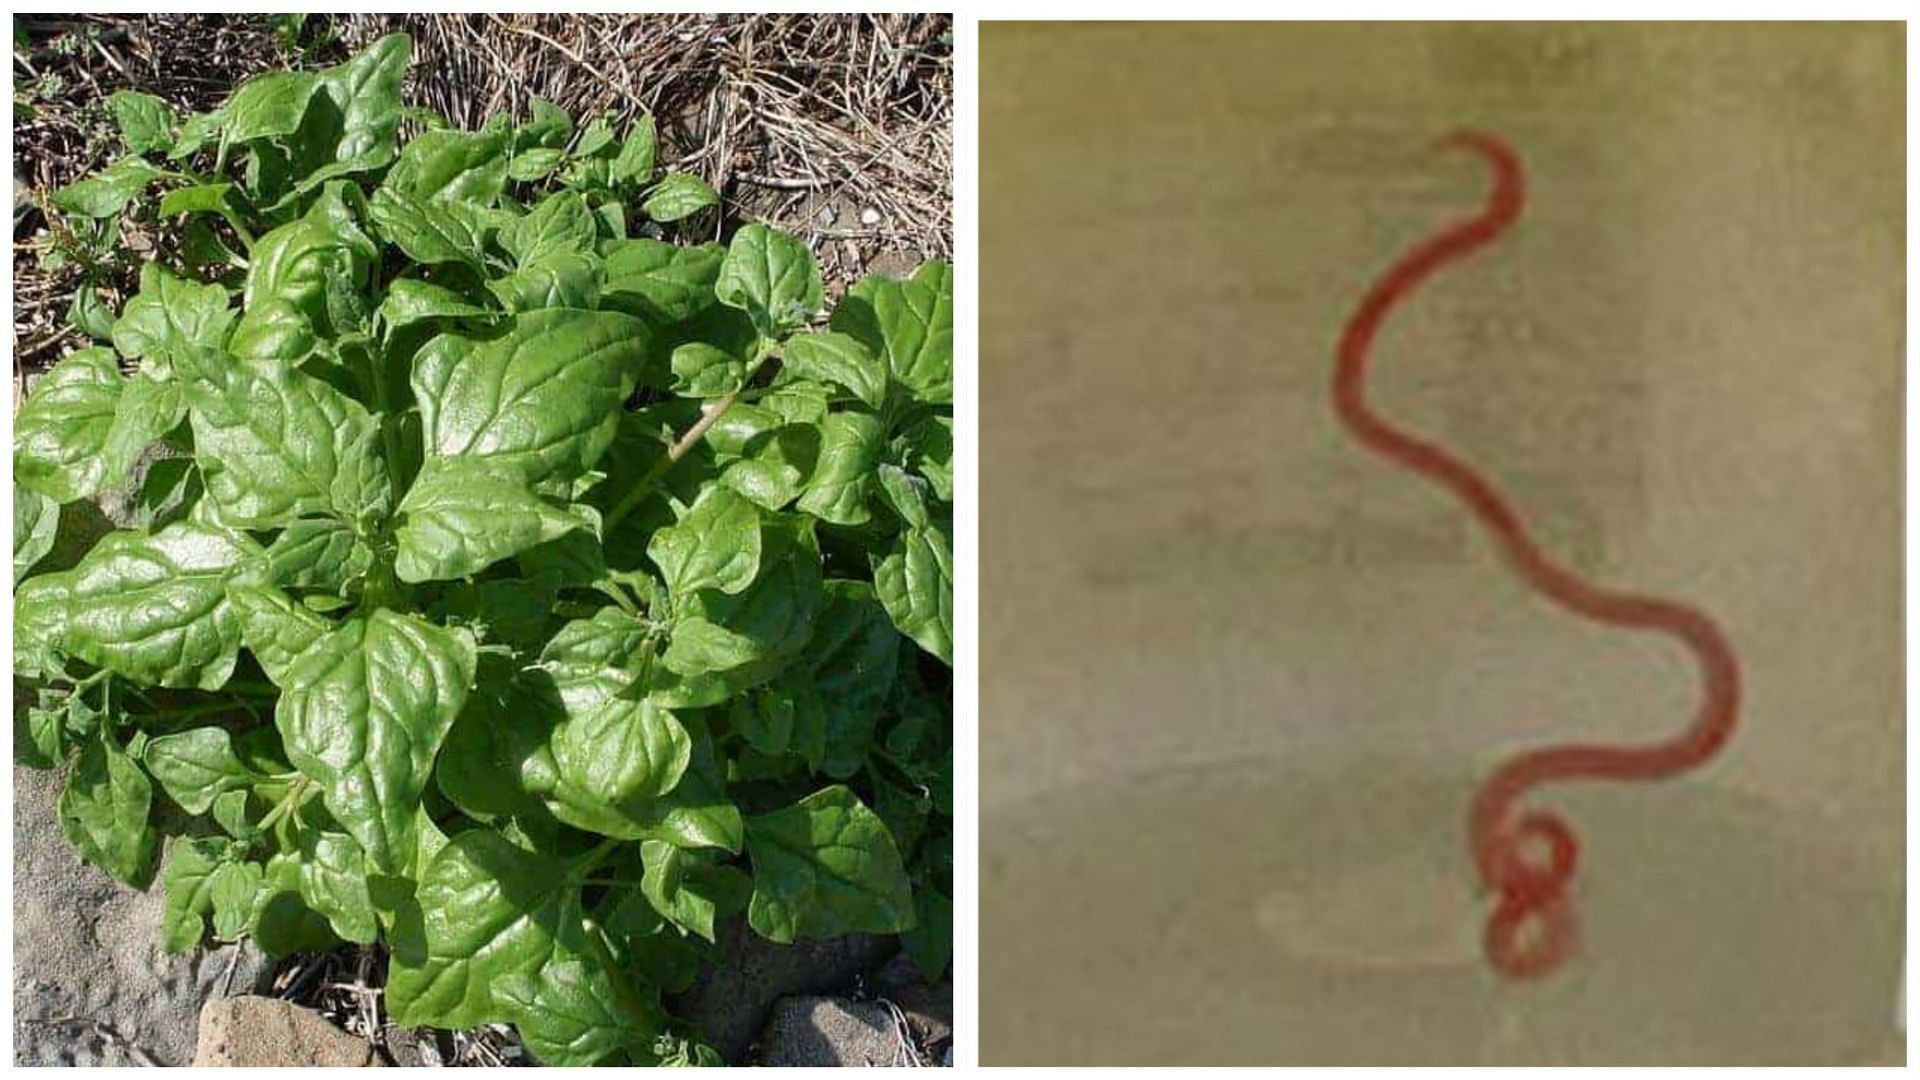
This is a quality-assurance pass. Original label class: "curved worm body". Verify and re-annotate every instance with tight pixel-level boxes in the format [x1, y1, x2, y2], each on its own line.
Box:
[1331, 131, 1743, 980]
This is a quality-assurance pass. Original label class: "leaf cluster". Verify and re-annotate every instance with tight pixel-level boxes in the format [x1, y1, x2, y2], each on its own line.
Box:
[13, 34, 952, 1066]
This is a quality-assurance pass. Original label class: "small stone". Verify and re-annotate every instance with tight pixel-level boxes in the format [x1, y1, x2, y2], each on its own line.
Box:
[192, 996, 380, 1067]
[859, 207, 881, 226]
[756, 996, 915, 1067]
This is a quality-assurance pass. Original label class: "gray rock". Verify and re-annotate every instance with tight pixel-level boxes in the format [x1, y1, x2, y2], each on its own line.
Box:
[192, 996, 381, 1067]
[669, 915, 888, 1061]
[756, 996, 916, 1067]
[12, 761, 275, 1066]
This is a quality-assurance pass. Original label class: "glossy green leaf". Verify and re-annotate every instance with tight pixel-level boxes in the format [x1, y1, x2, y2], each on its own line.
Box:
[487, 251, 600, 313]
[780, 330, 886, 410]
[369, 184, 486, 269]
[377, 277, 491, 333]
[647, 486, 762, 598]
[59, 729, 158, 888]
[500, 191, 596, 265]
[160, 836, 226, 953]
[395, 457, 590, 583]
[101, 372, 187, 490]
[610, 113, 656, 186]
[228, 583, 332, 684]
[715, 223, 823, 338]
[209, 860, 264, 940]
[110, 90, 174, 154]
[833, 260, 952, 404]
[144, 726, 257, 814]
[50, 522, 260, 689]
[642, 172, 719, 223]
[600, 239, 724, 324]
[14, 347, 122, 503]
[384, 830, 585, 1029]
[51, 156, 165, 217]
[271, 610, 476, 873]
[795, 410, 883, 526]
[188, 359, 390, 527]
[744, 785, 913, 943]
[298, 831, 379, 944]
[412, 308, 651, 484]
[874, 520, 952, 665]
[385, 126, 510, 203]
[110, 262, 236, 373]
[222, 70, 319, 144]
[496, 959, 661, 1066]
[14, 490, 59, 584]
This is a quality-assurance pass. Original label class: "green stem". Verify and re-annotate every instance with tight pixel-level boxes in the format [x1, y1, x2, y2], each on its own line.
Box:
[604, 340, 779, 529]
[581, 918, 651, 1022]
[579, 877, 647, 890]
[357, 343, 408, 500]
[222, 679, 283, 699]
[257, 776, 311, 833]
[593, 581, 639, 617]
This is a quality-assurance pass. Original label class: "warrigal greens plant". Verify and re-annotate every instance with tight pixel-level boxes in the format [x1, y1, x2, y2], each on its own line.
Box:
[13, 34, 952, 1065]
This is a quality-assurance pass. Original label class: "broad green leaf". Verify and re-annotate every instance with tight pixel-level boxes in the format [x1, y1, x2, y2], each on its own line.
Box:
[14, 572, 73, 679]
[272, 611, 476, 873]
[369, 184, 486, 269]
[743, 785, 913, 943]
[610, 113, 656, 186]
[600, 239, 724, 324]
[188, 360, 389, 527]
[227, 298, 317, 366]
[297, 831, 379, 944]
[901, 413, 953, 502]
[487, 251, 599, 313]
[263, 518, 374, 591]
[110, 262, 236, 372]
[244, 186, 378, 335]
[395, 457, 589, 583]
[229, 584, 332, 684]
[668, 342, 744, 398]
[14, 347, 122, 503]
[54, 522, 260, 689]
[14, 489, 59, 584]
[210, 790, 253, 838]
[499, 190, 596, 265]
[209, 860, 264, 940]
[51, 156, 164, 217]
[574, 115, 616, 157]
[647, 486, 762, 598]
[642, 172, 718, 223]
[59, 729, 158, 888]
[222, 70, 319, 145]
[795, 410, 883, 526]
[659, 517, 822, 700]
[110, 90, 174, 154]
[515, 97, 572, 151]
[640, 839, 728, 941]
[715, 223, 823, 339]
[385, 831, 586, 1029]
[833, 260, 952, 403]
[874, 521, 952, 665]
[551, 695, 691, 805]
[412, 308, 651, 484]
[67, 284, 117, 341]
[378, 278, 491, 333]
[385, 126, 509, 203]
[157, 183, 236, 218]
[507, 147, 565, 182]
[160, 836, 225, 953]
[144, 727, 256, 814]
[719, 424, 819, 512]
[496, 960, 660, 1067]
[780, 331, 886, 410]
[299, 32, 410, 183]
[101, 371, 187, 489]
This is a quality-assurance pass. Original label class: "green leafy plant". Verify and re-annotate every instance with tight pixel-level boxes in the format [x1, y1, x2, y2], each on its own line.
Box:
[13, 33, 952, 1066]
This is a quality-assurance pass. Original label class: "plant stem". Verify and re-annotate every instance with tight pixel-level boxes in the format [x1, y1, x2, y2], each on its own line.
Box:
[581, 918, 651, 1022]
[604, 340, 779, 529]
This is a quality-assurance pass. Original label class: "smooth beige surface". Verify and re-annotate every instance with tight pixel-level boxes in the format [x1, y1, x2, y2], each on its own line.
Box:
[981, 22, 1903, 1064]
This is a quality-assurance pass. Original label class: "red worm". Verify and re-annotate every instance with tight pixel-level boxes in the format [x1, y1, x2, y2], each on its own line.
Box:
[1331, 131, 1743, 980]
